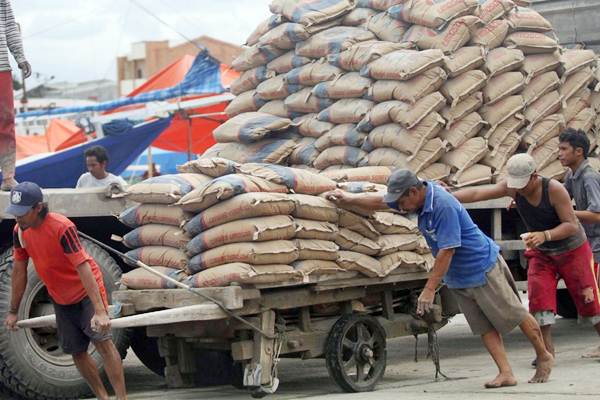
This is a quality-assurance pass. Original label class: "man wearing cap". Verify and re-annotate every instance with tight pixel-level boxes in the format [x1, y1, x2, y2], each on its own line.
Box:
[452, 153, 600, 362]
[327, 169, 553, 387]
[3, 182, 128, 400]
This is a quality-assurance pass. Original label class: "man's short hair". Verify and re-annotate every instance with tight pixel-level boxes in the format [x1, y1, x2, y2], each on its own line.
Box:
[84, 145, 109, 163]
[559, 128, 590, 159]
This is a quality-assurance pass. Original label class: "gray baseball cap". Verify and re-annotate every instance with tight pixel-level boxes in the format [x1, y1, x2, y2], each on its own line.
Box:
[506, 153, 536, 189]
[383, 169, 421, 203]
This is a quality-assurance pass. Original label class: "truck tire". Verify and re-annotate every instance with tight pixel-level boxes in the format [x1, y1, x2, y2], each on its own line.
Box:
[130, 327, 165, 376]
[0, 240, 130, 400]
[556, 288, 578, 319]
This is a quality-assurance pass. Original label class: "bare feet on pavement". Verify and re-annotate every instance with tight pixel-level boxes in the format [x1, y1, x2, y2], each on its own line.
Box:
[581, 345, 600, 358]
[529, 352, 553, 383]
[484, 372, 517, 389]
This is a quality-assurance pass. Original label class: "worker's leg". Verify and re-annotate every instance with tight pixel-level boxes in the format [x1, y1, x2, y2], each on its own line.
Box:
[480, 329, 517, 388]
[0, 71, 16, 190]
[72, 351, 110, 400]
[94, 339, 127, 400]
[519, 314, 554, 383]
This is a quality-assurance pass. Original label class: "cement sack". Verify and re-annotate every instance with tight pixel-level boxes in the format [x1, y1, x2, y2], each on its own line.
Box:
[521, 114, 565, 149]
[187, 240, 299, 274]
[259, 100, 297, 118]
[290, 194, 339, 222]
[567, 108, 595, 132]
[507, 8, 552, 32]
[343, 7, 377, 26]
[232, 45, 285, 72]
[441, 137, 488, 171]
[479, 95, 524, 131]
[121, 267, 187, 290]
[407, 138, 447, 172]
[450, 163, 493, 187]
[126, 246, 188, 270]
[481, 132, 521, 171]
[559, 68, 595, 103]
[328, 41, 408, 71]
[361, 148, 409, 168]
[524, 90, 561, 126]
[213, 112, 292, 144]
[294, 219, 339, 240]
[377, 233, 420, 256]
[530, 136, 559, 170]
[388, 0, 479, 29]
[285, 88, 335, 113]
[278, 0, 356, 26]
[119, 204, 192, 228]
[318, 99, 375, 124]
[418, 162, 453, 181]
[126, 173, 212, 204]
[483, 115, 524, 148]
[484, 47, 525, 78]
[286, 62, 343, 86]
[294, 239, 339, 260]
[368, 67, 447, 103]
[337, 250, 384, 277]
[295, 114, 335, 137]
[183, 192, 295, 236]
[469, 19, 510, 50]
[521, 52, 560, 82]
[559, 49, 597, 79]
[338, 209, 380, 239]
[362, 123, 429, 155]
[186, 263, 301, 288]
[476, 0, 516, 24]
[292, 260, 343, 276]
[592, 91, 600, 113]
[313, 146, 368, 169]
[360, 49, 445, 81]
[504, 32, 559, 55]
[202, 139, 297, 164]
[563, 88, 592, 122]
[267, 51, 312, 74]
[231, 66, 276, 96]
[177, 157, 239, 178]
[313, 72, 372, 99]
[323, 165, 359, 171]
[256, 75, 302, 100]
[336, 181, 387, 193]
[389, 92, 446, 129]
[246, 14, 285, 46]
[258, 22, 335, 50]
[315, 124, 367, 151]
[513, 0, 531, 6]
[237, 163, 337, 194]
[366, 11, 408, 42]
[356, 100, 398, 131]
[443, 46, 485, 78]
[185, 215, 296, 256]
[404, 16, 482, 54]
[295, 27, 376, 58]
[379, 251, 427, 276]
[371, 211, 418, 234]
[121, 224, 190, 249]
[335, 228, 380, 255]
[177, 174, 288, 213]
[438, 112, 485, 149]
[289, 137, 320, 166]
[225, 90, 267, 117]
[538, 159, 568, 180]
[357, 0, 406, 10]
[483, 71, 526, 105]
[441, 70, 487, 107]
[441, 92, 483, 127]
[521, 71, 560, 106]
[323, 165, 393, 184]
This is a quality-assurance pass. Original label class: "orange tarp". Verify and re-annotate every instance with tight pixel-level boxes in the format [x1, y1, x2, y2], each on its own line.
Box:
[16, 119, 86, 160]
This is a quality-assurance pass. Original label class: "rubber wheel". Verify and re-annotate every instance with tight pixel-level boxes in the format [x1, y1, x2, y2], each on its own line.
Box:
[130, 327, 165, 376]
[556, 288, 578, 319]
[325, 314, 386, 393]
[0, 240, 130, 400]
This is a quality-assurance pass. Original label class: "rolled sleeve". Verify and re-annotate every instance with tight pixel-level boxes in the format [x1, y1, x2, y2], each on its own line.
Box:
[434, 206, 462, 250]
[584, 177, 600, 213]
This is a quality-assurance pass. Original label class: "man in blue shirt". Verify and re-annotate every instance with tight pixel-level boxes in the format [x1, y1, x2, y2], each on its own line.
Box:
[327, 169, 553, 388]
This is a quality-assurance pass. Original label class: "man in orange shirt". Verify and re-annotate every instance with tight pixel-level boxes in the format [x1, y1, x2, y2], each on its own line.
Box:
[3, 182, 127, 400]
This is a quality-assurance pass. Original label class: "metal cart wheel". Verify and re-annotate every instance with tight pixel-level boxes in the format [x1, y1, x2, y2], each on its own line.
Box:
[325, 313, 387, 392]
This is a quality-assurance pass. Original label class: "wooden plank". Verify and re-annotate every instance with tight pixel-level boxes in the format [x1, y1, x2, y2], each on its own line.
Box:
[381, 290, 395, 320]
[497, 240, 525, 251]
[492, 208, 502, 241]
[253, 311, 276, 386]
[260, 286, 366, 310]
[110, 304, 227, 328]
[299, 307, 312, 332]
[231, 340, 254, 361]
[312, 272, 429, 292]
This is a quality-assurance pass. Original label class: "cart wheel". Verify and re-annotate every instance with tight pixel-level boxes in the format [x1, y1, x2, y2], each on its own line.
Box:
[325, 314, 386, 392]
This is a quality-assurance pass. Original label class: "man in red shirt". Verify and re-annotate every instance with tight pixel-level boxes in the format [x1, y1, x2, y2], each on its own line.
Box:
[3, 182, 127, 400]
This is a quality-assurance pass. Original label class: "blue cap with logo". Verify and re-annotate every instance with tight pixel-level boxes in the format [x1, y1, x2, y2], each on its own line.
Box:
[5, 182, 43, 217]
[383, 169, 421, 204]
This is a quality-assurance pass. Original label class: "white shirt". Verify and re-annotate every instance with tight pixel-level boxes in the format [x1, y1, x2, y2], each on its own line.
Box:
[76, 172, 127, 189]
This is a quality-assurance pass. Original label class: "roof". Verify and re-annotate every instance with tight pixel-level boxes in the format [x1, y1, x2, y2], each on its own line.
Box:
[171, 35, 243, 66]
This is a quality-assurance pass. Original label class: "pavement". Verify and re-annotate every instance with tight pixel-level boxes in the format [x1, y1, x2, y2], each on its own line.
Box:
[122, 313, 600, 400]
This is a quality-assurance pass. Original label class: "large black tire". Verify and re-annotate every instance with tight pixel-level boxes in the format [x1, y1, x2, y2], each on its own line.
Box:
[556, 288, 578, 319]
[129, 327, 165, 377]
[0, 240, 130, 400]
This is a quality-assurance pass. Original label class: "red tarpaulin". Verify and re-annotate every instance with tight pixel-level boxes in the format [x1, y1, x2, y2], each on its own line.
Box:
[16, 119, 86, 160]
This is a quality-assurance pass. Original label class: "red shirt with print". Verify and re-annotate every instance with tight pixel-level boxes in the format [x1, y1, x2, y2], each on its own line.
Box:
[13, 213, 108, 306]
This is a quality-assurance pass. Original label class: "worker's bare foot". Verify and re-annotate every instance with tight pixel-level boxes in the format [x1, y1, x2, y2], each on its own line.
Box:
[0, 178, 17, 191]
[484, 372, 517, 389]
[581, 345, 600, 358]
[529, 352, 553, 383]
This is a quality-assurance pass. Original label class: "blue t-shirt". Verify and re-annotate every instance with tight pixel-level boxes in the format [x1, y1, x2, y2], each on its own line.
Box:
[388, 182, 499, 289]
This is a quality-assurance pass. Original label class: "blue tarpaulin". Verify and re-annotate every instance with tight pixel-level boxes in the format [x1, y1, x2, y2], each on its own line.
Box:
[122, 147, 189, 178]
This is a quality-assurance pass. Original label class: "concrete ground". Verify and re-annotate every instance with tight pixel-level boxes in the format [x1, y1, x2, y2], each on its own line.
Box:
[122, 314, 600, 400]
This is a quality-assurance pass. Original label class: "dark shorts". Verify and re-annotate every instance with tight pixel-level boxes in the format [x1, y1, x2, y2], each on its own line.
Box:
[53, 297, 112, 355]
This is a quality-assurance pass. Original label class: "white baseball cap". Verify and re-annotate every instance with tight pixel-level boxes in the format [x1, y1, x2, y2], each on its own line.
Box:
[506, 153, 536, 189]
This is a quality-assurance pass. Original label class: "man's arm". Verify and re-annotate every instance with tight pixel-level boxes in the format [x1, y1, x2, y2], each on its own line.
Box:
[574, 210, 600, 224]
[325, 189, 389, 210]
[4, 259, 28, 330]
[76, 262, 110, 333]
[4, 1, 27, 65]
[417, 248, 454, 315]
[452, 181, 511, 203]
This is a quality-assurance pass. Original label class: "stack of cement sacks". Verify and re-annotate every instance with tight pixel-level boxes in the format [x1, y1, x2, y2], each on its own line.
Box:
[209, 0, 600, 188]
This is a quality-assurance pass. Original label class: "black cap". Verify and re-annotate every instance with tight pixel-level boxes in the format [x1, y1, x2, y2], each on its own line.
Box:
[5, 182, 43, 217]
[383, 169, 420, 204]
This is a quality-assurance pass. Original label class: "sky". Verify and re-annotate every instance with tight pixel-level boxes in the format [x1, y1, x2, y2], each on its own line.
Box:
[10, 0, 273, 84]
